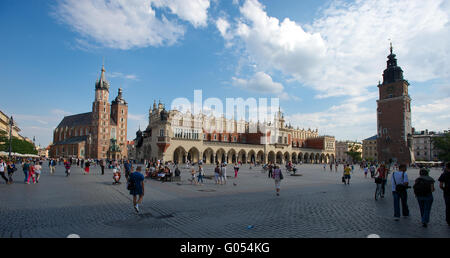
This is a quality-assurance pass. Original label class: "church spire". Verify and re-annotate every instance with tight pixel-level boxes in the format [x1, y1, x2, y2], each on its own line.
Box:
[382, 42, 404, 84]
[95, 63, 110, 91]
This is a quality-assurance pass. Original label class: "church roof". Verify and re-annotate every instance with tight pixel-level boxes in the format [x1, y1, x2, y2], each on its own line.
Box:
[95, 65, 110, 91]
[364, 135, 377, 141]
[57, 112, 92, 128]
[53, 136, 88, 145]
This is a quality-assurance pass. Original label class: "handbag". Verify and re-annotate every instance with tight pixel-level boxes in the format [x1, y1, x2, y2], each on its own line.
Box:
[279, 170, 284, 180]
[393, 172, 406, 192]
[342, 177, 346, 183]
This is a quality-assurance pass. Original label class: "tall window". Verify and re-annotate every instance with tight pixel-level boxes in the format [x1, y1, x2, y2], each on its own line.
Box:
[160, 129, 165, 137]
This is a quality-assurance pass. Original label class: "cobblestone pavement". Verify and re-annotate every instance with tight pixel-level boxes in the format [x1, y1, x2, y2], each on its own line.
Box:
[0, 163, 449, 238]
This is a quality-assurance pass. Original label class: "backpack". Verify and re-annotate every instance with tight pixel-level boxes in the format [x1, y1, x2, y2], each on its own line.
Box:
[127, 176, 136, 190]
[413, 178, 432, 197]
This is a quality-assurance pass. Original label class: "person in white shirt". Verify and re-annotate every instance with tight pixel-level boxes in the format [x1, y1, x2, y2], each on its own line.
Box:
[391, 164, 410, 220]
[0, 159, 9, 184]
[221, 164, 227, 184]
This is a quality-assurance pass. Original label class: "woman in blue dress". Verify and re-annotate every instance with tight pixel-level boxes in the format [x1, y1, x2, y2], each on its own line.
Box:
[128, 166, 145, 213]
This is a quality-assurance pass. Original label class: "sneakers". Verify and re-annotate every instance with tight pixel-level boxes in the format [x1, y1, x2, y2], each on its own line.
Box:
[134, 204, 139, 213]
[422, 223, 428, 228]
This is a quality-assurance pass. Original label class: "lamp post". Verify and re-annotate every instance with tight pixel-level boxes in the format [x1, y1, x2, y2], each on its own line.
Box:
[8, 116, 13, 160]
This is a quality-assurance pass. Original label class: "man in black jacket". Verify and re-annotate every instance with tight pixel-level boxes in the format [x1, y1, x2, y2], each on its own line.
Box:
[438, 162, 450, 226]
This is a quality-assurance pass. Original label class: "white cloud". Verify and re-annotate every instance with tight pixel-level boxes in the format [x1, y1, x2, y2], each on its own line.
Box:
[232, 71, 298, 100]
[216, 17, 233, 42]
[234, 0, 327, 83]
[152, 0, 210, 28]
[233, 72, 283, 94]
[220, 0, 450, 98]
[412, 97, 450, 131]
[286, 96, 376, 141]
[109, 72, 139, 81]
[54, 0, 211, 49]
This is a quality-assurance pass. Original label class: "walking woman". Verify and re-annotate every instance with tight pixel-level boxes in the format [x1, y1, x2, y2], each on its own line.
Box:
[64, 160, 71, 177]
[197, 165, 204, 185]
[234, 163, 239, 178]
[34, 162, 42, 183]
[191, 168, 197, 185]
[272, 165, 283, 196]
[128, 166, 145, 213]
[84, 160, 90, 175]
[413, 168, 435, 227]
[27, 163, 36, 184]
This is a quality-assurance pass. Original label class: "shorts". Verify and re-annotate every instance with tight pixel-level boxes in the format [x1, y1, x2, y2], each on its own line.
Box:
[344, 175, 351, 179]
[274, 179, 281, 190]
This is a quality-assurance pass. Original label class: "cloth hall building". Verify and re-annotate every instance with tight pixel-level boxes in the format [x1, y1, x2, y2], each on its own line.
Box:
[49, 65, 128, 160]
[134, 103, 335, 164]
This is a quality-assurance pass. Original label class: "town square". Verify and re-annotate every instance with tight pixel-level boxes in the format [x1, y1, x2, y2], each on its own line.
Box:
[1, 0, 450, 242]
[1, 163, 448, 238]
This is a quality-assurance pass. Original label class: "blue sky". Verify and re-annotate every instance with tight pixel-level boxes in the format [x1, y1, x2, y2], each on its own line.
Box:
[0, 0, 449, 147]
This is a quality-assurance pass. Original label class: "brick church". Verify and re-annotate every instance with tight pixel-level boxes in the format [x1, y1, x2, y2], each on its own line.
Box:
[50, 65, 128, 160]
[376, 44, 414, 165]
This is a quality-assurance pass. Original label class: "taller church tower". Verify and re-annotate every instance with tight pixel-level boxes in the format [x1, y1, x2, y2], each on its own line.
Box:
[376, 44, 414, 165]
[91, 64, 111, 159]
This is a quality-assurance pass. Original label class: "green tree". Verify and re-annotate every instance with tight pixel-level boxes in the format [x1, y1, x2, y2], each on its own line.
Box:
[0, 131, 38, 155]
[346, 143, 362, 163]
[432, 132, 450, 162]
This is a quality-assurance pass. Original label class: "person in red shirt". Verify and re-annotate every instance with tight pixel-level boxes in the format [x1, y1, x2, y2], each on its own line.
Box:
[375, 163, 388, 198]
[27, 163, 36, 184]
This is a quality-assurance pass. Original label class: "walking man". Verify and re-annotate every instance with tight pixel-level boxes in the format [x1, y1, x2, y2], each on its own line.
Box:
[128, 166, 145, 213]
[100, 159, 106, 175]
[50, 159, 56, 174]
[392, 164, 410, 221]
[438, 162, 450, 226]
[22, 159, 30, 183]
[413, 168, 435, 227]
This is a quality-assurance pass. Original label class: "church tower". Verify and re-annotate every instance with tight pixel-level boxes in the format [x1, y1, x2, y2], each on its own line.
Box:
[92, 64, 111, 159]
[111, 88, 128, 159]
[376, 44, 414, 165]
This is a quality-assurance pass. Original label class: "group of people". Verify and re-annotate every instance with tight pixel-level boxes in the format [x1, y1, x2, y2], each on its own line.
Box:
[389, 163, 450, 228]
[0, 158, 44, 184]
[341, 160, 450, 228]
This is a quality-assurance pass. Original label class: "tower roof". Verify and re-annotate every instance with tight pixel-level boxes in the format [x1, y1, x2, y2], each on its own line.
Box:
[382, 43, 404, 84]
[112, 88, 127, 105]
[95, 65, 110, 91]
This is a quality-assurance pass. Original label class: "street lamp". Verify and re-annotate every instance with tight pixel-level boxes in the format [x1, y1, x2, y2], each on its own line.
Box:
[8, 116, 13, 160]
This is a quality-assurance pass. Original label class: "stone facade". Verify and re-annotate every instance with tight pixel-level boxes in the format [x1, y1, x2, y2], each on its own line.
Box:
[335, 141, 362, 163]
[376, 45, 414, 165]
[0, 110, 28, 141]
[362, 135, 377, 161]
[50, 65, 128, 160]
[412, 130, 446, 161]
[135, 102, 335, 164]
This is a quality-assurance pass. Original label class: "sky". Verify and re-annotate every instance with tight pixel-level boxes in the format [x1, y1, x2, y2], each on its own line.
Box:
[0, 0, 449, 147]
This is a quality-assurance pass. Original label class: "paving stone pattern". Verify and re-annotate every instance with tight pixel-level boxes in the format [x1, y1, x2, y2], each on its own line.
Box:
[0, 163, 449, 238]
